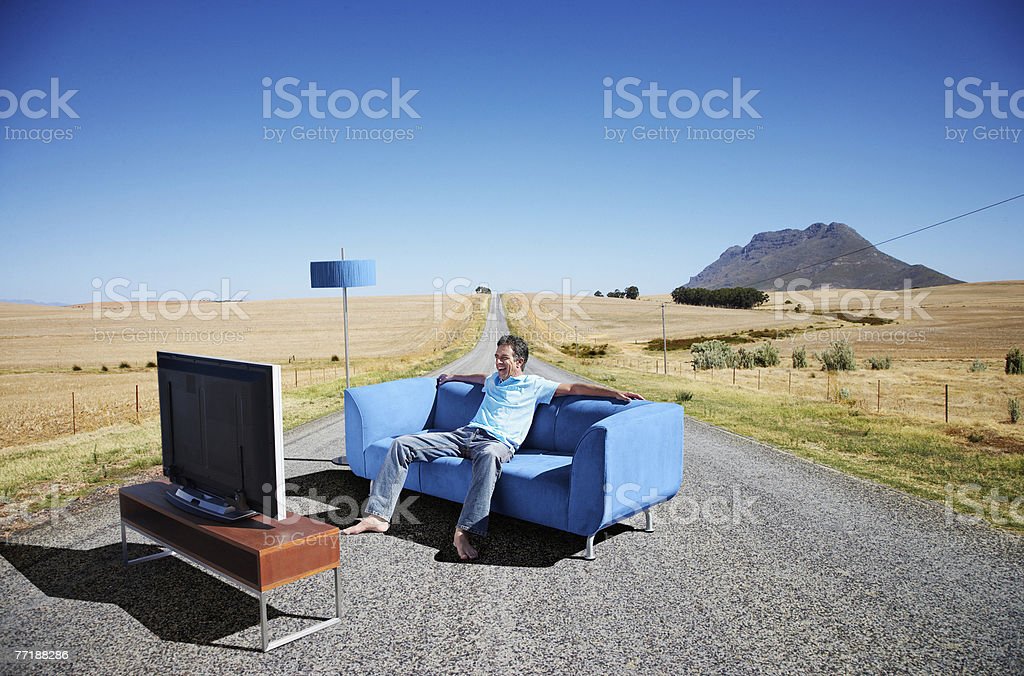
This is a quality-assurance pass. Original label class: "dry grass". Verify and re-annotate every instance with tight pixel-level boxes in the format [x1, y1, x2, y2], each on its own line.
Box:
[510, 282, 1024, 434]
[0, 294, 489, 524]
[0, 294, 480, 448]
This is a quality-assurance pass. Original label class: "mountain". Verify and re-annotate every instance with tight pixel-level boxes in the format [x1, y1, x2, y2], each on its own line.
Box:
[685, 222, 963, 290]
[0, 298, 70, 306]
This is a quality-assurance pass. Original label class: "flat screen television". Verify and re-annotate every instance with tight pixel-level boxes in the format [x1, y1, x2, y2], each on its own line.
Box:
[157, 351, 286, 521]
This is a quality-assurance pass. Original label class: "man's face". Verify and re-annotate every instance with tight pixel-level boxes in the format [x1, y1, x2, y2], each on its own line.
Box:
[495, 344, 523, 381]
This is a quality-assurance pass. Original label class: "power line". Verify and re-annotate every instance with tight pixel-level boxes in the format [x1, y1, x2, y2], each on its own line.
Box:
[741, 192, 1024, 288]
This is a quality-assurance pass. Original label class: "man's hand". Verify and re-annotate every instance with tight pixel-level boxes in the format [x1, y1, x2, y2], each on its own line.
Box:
[436, 373, 486, 387]
[556, 382, 645, 401]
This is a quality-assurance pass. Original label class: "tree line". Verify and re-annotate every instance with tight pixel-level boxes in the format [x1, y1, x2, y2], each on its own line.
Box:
[670, 286, 769, 309]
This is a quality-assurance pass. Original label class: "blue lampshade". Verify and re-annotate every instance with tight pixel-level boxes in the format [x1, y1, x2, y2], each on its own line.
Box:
[310, 260, 376, 288]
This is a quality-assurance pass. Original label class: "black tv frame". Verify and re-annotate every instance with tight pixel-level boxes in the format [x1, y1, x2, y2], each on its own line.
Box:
[157, 351, 286, 521]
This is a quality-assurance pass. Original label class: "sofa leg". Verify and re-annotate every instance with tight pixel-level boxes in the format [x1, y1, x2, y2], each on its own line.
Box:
[644, 509, 654, 533]
[584, 535, 596, 560]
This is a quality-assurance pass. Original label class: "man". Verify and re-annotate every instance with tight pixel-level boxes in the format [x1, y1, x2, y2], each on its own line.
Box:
[343, 334, 643, 560]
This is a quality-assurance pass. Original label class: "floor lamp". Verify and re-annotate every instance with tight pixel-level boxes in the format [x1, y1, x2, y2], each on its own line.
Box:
[310, 252, 376, 466]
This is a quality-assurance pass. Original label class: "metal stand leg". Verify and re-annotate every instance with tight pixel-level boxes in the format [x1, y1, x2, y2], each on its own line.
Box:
[120, 520, 173, 566]
[584, 535, 595, 561]
[335, 567, 342, 619]
[644, 509, 654, 533]
[260, 592, 269, 653]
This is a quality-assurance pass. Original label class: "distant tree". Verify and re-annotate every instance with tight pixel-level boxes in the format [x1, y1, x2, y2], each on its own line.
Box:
[475, 286, 491, 294]
[594, 290, 603, 297]
[670, 286, 769, 309]
[607, 289, 625, 298]
[625, 286, 639, 300]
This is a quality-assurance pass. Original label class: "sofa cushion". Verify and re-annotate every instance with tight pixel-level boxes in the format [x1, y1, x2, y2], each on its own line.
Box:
[552, 397, 650, 454]
[416, 449, 572, 532]
[434, 382, 485, 431]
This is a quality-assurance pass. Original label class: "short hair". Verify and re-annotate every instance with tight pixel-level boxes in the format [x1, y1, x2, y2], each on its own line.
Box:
[497, 334, 529, 367]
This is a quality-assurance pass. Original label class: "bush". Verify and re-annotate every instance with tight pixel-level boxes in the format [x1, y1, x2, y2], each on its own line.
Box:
[839, 387, 852, 402]
[969, 359, 987, 373]
[118, 361, 131, 369]
[71, 365, 82, 371]
[818, 340, 856, 371]
[752, 342, 780, 367]
[867, 355, 892, 370]
[792, 346, 808, 369]
[1011, 398, 1021, 424]
[594, 291, 603, 297]
[674, 390, 694, 402]
[1006, 348, 1023, 375]
[691, 340, 733, 370]
[100, 365, 109, 372]
[731, 347, 754, 369]
[625, 286, 639, 300]
[330, 355, 340, 362]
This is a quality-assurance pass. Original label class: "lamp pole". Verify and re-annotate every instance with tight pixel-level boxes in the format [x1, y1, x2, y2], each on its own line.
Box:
[341, 247, 351, 389]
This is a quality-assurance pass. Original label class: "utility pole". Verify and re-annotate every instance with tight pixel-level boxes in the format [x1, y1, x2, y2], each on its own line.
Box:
[574, 325, 579, 360]
[661, 303, 668, 374]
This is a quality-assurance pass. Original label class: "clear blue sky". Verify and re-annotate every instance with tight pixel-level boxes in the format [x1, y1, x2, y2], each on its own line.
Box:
[1, 0, 1022, 303]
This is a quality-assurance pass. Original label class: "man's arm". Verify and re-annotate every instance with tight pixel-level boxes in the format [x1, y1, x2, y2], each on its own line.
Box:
[437, 373, 487, 386]
[554, 382, 644, 402]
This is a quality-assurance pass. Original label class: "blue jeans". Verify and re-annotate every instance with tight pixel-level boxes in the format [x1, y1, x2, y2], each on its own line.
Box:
[363, 425, 514, 536]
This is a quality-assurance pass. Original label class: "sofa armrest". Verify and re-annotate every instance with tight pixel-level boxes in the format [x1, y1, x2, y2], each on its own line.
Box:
[567, 402, 684, 536]
[344, 377, 438, 478]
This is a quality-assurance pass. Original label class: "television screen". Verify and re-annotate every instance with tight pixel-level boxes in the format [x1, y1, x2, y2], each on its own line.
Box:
[157, 351, 286, 521]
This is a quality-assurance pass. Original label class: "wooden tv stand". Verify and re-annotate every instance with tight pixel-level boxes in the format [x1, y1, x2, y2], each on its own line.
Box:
[119, 480, 340, 652]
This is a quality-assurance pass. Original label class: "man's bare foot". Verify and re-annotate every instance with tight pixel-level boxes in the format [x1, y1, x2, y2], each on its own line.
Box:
[453, 528, 478, 560]
[342, 515, 390, 535]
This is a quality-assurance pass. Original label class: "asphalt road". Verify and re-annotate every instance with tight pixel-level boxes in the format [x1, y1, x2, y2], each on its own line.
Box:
[1, 296, 1022, 674]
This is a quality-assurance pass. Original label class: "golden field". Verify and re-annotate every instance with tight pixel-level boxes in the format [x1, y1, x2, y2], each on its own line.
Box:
[0, 294, 481, 448]
[508, 282, 1024, 434]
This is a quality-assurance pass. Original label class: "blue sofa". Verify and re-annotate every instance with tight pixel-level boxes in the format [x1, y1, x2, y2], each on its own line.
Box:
[344, 377, 684, 559]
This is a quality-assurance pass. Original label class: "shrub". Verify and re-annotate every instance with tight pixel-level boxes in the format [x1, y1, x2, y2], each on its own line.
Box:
[594, 291, 603, 297]
[1007, 348, 1023, 375]
[818, 340, 856, 371]
[330, 355, 340, 362]
[100, 365, 108, 372]
[1011, 398, 1021, 424]
[72, 365, 82, 371]
[969, 359, 987, 373]
[752, 342, 780, 367]
[867, 355, 892, 370]
[792, 346, 808, 369]
[795, 303, 804, 313]
[731, 347, 754, 369]
[118, 361, 131, 369]
[674, 390, 694, 403]
[691, 340, 733, 370]
[839, 387, 852, 402]
[625, 286, 639, 300]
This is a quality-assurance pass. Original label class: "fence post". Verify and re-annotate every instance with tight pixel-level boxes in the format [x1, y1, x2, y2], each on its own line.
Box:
[757, 369, 761, 390]
[877, 380, 880, 412]
[72, 392, 76, 435]
[788, 370, 792, 394]
[294, 369, 298, 388]
[136, 384, 140, 421]
[945, 384, 949, 422]
[732, 367, 736, 385]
